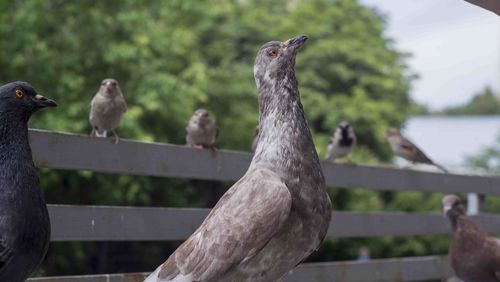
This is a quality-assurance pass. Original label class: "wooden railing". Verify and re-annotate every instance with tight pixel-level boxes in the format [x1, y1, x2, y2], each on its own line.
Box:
[26, 129, 500, 281]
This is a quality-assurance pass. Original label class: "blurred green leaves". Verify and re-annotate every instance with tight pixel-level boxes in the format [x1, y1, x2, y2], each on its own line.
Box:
[0, 0, 425, 275]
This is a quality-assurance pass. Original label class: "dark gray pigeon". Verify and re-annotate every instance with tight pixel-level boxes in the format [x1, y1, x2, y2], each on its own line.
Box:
[0, 81, 55, 281]
[89, 78, 126, 144]
[443, 195, 500, 282]
[145, 35, 332, 282]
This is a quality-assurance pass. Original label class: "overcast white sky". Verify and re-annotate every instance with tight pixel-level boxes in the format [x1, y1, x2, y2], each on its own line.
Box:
[360, 0, 499, 110]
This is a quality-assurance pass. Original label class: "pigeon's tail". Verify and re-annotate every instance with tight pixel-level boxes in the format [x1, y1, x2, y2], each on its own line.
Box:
[432, 162, 449, 173]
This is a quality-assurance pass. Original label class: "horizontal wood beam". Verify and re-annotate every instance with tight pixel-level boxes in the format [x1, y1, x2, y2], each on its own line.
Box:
[28, 256, 454, 282]
[30, 129, 500, 195]
[48, 205, 500, 241]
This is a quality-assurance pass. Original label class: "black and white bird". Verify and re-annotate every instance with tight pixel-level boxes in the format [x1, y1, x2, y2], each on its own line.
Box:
[89, 78, 126, 144]
[386, 127, 448, 173]
[0, 81, 55, 281]
[325, 121, 356, 162]
[443, 194, 500, 282]
[185, 109, 218, 152]
[145, 35, 332, 282]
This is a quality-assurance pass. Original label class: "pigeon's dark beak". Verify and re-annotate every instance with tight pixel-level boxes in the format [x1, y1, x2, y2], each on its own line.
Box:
[284, 35, 308, 53]
[33, 94, 57, 108]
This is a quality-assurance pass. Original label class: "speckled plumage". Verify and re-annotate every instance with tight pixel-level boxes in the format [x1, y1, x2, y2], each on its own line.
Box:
[0, 81, 55, 281]
[325, 121, 356, 162]
[443, 195, 500, 282]
[145, 35, 332, 282]
[185, 109, 218, 150]
[386, 128, 448, 173]
[251, 126, 259, 152]
[89, 78, 126, 143]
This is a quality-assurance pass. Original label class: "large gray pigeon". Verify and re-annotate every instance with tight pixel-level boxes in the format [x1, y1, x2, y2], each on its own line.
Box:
[386, 127, 448, 173]
[89, 78, 126, 144]
[145, 35, 332, 282]
[443, 195, 500, 282]
[0, 81, 56, 281]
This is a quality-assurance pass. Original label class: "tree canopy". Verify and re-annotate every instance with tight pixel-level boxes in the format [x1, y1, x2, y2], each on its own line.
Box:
[441, 86, 500, 115]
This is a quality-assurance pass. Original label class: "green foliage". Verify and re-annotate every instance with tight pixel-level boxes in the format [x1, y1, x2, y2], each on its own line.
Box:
[408, 101, 431, 116]
[441, 86, 500, 115]
[0, 0, 430, 276]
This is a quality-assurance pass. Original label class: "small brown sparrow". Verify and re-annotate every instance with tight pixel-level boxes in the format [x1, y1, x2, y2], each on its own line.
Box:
[186, 109, 218, 152]
[386, 128, 448, 173]
[89, 78, 127, 144]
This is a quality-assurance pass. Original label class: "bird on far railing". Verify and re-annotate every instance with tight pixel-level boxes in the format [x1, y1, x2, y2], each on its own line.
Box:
[0, 81, 55, 281]
[251, 125, 259, 152]
[89, 78, 127, 144]
[145, 35, 332, 282]
[325, 121, 356, 163]
[185, 109, 218, 153]
[442, 194, 500, 282]
[386, 128, 448, 173]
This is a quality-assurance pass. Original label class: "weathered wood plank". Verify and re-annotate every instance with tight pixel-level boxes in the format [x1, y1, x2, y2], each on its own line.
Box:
[28, 256, 455, 282]
[48, 205, 500, 241]
[29, 273, 147, 282]
[286, 256, 453, 282]
[30, 129, 500, 195]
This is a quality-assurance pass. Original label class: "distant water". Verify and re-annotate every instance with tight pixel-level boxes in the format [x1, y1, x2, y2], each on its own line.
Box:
[404, 116, 500, 168]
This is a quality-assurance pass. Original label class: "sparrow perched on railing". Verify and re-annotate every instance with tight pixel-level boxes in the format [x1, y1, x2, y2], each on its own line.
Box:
[443, 194, 500, 282]
[186, 109, 218, 152]
[325, 121, 356, 162]
[89, 78, 127, 144]
[386, 128, 448, 173]
[0, 82, 55, 281]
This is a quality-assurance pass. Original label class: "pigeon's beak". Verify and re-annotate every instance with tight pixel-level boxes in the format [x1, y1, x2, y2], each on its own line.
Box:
[284, 35, 308, 53]
[34, 94, 57, 108]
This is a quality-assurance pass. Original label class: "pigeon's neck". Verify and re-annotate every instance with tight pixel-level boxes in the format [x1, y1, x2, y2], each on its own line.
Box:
[253, 73, 322, 181]
[451, 214, 480, 234]
[0, 115, 33, 166]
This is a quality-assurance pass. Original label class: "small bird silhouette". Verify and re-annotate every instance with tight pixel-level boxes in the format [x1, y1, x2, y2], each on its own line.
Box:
[0, 81, 55, 281]
[325, 121, 356, 162]
[145, 35, 331, 282]
[442, 195, 500, 282]
[185, 109, 218, 152]
[386, 128, 448, 173]
[89, 78, 126, 144]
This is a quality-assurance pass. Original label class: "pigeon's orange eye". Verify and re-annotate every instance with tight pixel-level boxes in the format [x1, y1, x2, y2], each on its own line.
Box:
[268, 49, 278, 58]
[15, 90, 24, 99]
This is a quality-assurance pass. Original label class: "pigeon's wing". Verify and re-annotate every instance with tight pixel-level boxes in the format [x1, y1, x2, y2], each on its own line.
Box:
[151, 168, 292, 282]
[119, 95, 127, 113]
[0, 238, 13, 272]
[88, 94, 99, 124]
[489, 237, 500, 279]
[399, 137, 433, 163]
